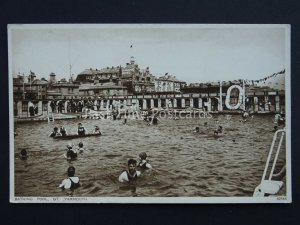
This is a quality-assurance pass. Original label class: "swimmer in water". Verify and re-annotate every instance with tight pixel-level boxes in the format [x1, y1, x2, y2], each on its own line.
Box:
[194, 127, 200, 133]
[137, 152, 152, 170]
[242, 110, 249, 119]
[77, 123, 87, 136]
[20, 149, 27, 160]
[148, 115, 160, 125]
[274, 113, 281, 124]
[77, 142, 84, 153]
[59, 166, 80, 190]
[59, 126, 67, 136]
[49, 127, 59, 137]
[214, 126, 223, 136]
[66, 143, 78, 160]
[93, 125, 101, 134]
[118, 159, 141, 183]
[278, 113, 285, 126]
[272, 126, 278, 132]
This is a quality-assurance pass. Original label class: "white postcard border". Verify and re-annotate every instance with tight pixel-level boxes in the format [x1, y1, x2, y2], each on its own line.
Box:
[8, 24, 292, 204]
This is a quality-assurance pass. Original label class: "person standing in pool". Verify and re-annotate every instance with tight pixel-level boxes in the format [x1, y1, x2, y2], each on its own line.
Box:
[214, 126, 223, 136]
[194, 127, 200, 133]
[60, 126, 67, 136]
[118, 159, 141, 183]
[77, 142, 85, 153]
[152, 116, 158, 125]
[59, 166, 80, 190]
[123, 113, 129, 125]
[66, 143, 78, 160]
[93, 125, 101, 134]
[77, 123, 86, 136]
[19, 149, 28, 160]
[147, 115, 160, 125]
[49, 127, 60, 137]
[137, 152, 152, 170]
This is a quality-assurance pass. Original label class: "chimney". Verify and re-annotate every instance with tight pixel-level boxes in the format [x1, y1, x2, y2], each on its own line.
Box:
[49, 72, 56, 83]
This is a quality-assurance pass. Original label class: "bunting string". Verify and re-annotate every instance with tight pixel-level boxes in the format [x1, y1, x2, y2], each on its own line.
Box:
[243, 69, 285, 85]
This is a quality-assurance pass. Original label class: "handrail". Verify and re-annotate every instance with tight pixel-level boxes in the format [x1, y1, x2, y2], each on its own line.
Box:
[260, 128, 285, 183]
[269, 130, 285, 180]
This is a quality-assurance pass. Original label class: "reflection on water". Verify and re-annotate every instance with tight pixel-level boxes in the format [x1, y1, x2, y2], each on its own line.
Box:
[14, 115, 286, 197]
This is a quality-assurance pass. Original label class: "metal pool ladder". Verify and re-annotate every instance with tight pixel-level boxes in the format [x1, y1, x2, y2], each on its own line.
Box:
[253, 128, 286, 197]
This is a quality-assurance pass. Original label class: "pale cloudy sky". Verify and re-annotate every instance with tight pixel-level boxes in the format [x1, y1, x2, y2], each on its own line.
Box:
[9, 24, 289, 83]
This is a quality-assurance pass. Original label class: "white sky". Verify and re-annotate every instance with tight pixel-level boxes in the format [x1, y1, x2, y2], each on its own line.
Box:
[9, 24, 289, 83]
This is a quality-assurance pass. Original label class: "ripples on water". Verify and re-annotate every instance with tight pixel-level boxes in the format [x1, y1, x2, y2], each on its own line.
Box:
[14, 115, 286, 197]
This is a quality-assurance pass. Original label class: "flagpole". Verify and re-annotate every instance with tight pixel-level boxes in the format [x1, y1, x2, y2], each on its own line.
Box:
[29, 71, 32, 91]
[70, 64, 72, 82]
[23, 73, 25, 100]
[243, 79, 246, 110]
[219, 81, 223, 111]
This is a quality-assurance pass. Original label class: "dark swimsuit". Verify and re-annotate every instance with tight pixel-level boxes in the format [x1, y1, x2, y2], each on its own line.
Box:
[95, 128, 101, 134]
[78, 127, 85, 135]
[125, 170, 137, 181]
[138, 161, 149, 169]
[69, 177, 80, 190]
[60, 129, 66, 136]
[67, 150, 77, 159]
[152, 117, 158, 125]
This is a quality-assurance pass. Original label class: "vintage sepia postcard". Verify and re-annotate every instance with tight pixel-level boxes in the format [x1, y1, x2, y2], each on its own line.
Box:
[8, 24, 291, 203]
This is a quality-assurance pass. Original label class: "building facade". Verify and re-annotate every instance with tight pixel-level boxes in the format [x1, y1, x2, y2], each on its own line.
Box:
[13, 65, 286, 117]
[154, 74, 186, 93]
[13, 72, 48, 101]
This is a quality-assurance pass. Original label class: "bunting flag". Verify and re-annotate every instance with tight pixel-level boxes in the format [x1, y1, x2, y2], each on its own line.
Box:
[221, 69, 285, 87]
[247, 69, 285, 85]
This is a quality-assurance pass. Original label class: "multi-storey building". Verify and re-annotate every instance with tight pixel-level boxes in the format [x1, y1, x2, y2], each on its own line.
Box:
[75, 57, 156, 96]
[13, 72, 48, 101]
[75, 66, 121, 84]
[79, 80, 127, 98]
[120, 57, 155, 94]
[76, 66, 126, 98]
[12, 63, 286, 117]
[154, 74, 186, 93]
[181, 78, 285, 112]
[47, 79, 80, 100]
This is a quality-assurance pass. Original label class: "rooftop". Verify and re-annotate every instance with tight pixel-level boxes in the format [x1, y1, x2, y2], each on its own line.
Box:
[157, 74, 185, 83]
[79, 82, 126, 90]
